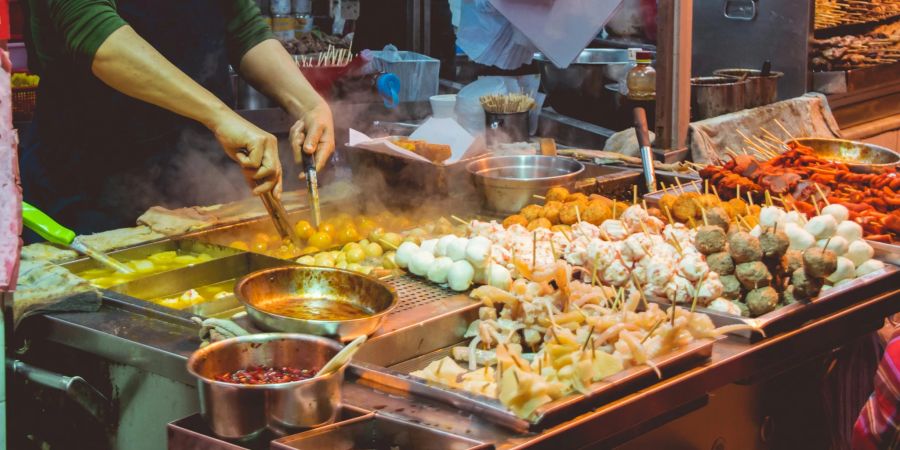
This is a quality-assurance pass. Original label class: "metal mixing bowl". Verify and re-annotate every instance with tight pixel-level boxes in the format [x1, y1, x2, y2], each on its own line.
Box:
[186, 333, 345, 440]
[466, 155, 585, 214]
[788, 137, 900, 173]
[235, 266, 398, 341]
[535, 49, 650, 120]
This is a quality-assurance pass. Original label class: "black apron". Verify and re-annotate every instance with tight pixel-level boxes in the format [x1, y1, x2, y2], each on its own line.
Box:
[21, 0, 247, 237]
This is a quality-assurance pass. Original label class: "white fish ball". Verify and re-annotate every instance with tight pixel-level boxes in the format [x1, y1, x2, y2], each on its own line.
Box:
[846, 240, 874, 267]
[836, 220, 863, 243]
[420, 239, 439, 256]
[759, 206, 785, 229]
[485, 263, 512, 290]
[817, 236, 848, 255]
[856, 259, 885, 277]
[822, 204, 849, 223]
[826, 257, 856, 284]
[395, 242, 420, 269]
[435, 235, 458, 257]
[785, 223, 815, 251]
[466, 236, 492, 267]
[408, 250, 435, 277]
[447, 238, 469, 261]
[427, 256, 455, 284]
[804, 215, 837, 240]
[448, 260, 475, 291]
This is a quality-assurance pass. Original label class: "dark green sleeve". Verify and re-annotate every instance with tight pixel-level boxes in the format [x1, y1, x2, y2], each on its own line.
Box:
[226, 0, 276, 67]
[46, 0, 128, 67]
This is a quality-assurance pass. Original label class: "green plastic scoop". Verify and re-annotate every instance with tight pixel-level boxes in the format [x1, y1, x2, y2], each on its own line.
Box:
[22, 202, 134, 274]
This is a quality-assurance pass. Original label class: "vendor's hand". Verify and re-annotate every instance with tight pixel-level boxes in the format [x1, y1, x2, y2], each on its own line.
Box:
[211, 112, 283, 197]
[290, 102, 335, 172]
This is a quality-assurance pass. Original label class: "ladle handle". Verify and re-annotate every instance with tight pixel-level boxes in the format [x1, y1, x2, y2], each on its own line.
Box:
[318, 335, 367, 377]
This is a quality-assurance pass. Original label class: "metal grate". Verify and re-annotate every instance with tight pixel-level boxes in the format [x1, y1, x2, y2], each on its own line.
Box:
[386, 275, 456, 314]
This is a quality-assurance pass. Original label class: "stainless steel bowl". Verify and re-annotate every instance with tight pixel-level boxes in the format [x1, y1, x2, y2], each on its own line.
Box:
[235, 266, 398, 341]
[535, 49, 635, 119]
[186, 333, 345, 440]
[466, 155, 585, 214]
[690, 76, 750, 120]
[787, 137, 900, 173]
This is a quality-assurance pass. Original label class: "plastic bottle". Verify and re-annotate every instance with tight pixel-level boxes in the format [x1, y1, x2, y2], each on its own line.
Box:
[626, 51, 656, 101]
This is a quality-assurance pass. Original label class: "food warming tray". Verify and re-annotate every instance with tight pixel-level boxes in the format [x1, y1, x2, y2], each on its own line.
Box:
[348, 277, 715, 432]
[652, 264, 899, 341]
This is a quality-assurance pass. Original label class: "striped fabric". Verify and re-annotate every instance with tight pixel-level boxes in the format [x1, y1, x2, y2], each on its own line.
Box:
[853, 332, 900, 450]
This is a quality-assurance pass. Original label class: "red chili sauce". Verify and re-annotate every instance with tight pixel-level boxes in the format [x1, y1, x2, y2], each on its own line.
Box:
[214, 365, 317, 384]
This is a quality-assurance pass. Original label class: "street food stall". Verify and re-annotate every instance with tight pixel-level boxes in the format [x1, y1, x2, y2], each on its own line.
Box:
[4, 1, 900, 450]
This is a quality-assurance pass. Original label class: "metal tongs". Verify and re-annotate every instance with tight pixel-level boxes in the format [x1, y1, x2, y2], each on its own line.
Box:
[239, 150, 303, 247]
[21, 202, 134, 274]
[302, 151, 322, 228]
[632, 107, 658, 193]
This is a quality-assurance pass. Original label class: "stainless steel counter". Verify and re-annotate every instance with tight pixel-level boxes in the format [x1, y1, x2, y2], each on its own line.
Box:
[15, 264, 900, 449]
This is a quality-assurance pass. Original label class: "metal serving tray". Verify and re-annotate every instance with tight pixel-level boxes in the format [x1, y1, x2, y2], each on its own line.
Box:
[271, 412, 492, 450]
[61, 238, 243, 277]
[348, 277, 715, 432]
[105, 252, 292, 318]
[870, 240, 900, 266]
[653, 265, 900, 341]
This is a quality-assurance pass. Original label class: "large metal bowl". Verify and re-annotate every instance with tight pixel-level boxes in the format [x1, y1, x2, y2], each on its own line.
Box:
[788, 137, 900, 173]
[466, 155, 585, 214]
[186, 333, 345, 440]
[535, 49, 649, 121]
[235, 266, 398, 341]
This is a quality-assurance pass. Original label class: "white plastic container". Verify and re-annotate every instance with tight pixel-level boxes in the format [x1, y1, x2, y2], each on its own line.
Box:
[429, 94, 457, 119]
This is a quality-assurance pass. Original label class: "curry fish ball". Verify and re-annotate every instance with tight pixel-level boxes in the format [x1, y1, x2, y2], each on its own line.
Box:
[660, 194, 678, 216]
[521, 204, 544, 222]
[559, 203, 580, 225]
[672, 196, 698, 222]
[546, 187, 570, 203]
[728, 231, 763, 263]
[746, 286, 779, 317]
[503, 214, 529, 229]
[583, 203, 612, 226]
[541, 201, 564, 224]
[803, 247, 837, 279]
[696, 225, 727, 254]
[527, 218, 552, 231]
[565, 192, 590, 204]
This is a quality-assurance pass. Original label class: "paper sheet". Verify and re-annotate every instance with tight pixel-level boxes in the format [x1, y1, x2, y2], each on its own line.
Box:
[348, 118, 486, 165]
[489, 0, 623, 69]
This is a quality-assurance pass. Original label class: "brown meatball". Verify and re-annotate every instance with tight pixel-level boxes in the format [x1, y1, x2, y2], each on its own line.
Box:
[782, 285, 799, 305]
[746, 286, 779, 317]
[546, 187, 570, 203]
[782, 250, 804, 274]
[565, 192, 590, 204]
[728, 232, 763, 263]
[559, 203, 580, 225]
[541, 201, 563, 225]
[696, 226, 727, 254]
[583, 203, 612, 225]
[705, 206, 731, 230]
[736, 261, 772, 290]
[791, 267, 823, 300]
[527, 218, 552, 231]
[802, 247, 837, 279]
[707, 251, 735, 275]
[720, 275, 742, 300]
[503, 214, 529, 229]
[759, 230, 790, 259]
[520, 204, 544, 222]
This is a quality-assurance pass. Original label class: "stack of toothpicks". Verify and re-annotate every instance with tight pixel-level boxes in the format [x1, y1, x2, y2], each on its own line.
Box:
[479, 93, 536, 114]
[296, 45, 354, 68]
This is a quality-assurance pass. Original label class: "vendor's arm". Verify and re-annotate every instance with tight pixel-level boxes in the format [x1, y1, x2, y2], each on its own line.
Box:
[47, 0, 282, 196]
[223, 0, 335, 171]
